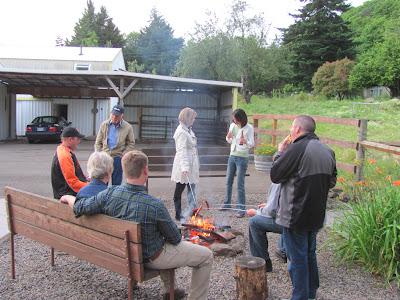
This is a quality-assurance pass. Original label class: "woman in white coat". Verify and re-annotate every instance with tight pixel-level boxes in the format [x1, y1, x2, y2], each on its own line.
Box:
[171, 107, 200, 221]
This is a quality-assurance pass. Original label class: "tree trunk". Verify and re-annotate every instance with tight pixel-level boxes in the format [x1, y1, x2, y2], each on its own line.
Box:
[235, 256, 268, 300]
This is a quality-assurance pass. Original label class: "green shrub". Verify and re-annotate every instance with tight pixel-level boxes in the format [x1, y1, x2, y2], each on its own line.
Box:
[330, 185, 400, 286]
[254, 143, 277, 156]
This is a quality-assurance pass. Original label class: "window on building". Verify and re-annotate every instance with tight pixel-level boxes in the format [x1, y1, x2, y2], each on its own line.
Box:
[74, 63, 91, 71]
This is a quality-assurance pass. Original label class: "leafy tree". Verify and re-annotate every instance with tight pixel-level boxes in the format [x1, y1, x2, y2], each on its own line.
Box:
[67, 0, 124, 47]
[67, 0, 98, 46]
[312, 58, 355, 100]
[123, 32, 145, 72]
[175, 34, 241, 81]
[135, 9, 184, 75]
[176, 0, 292, 102]
[343, 0, 400, 55]
[282, 0, 355, 91]
[350, 35, 400, 97]
[95, 6, 125, 47]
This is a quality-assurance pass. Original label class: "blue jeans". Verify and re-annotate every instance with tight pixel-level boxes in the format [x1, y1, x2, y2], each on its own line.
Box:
[112, 156, 123, 185]
[224, 155, 248, 212]
[283, 228, 319, 300]
[249, 215, 285, 262]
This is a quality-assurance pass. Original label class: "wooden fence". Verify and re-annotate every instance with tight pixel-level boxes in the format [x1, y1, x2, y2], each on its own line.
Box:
[252, 114, 369, 180]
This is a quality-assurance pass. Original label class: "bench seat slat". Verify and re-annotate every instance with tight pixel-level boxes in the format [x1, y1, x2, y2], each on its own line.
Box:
[11, 205, 143, 263]
[13, 219, 145, 281]
[5, 187, 141, 243]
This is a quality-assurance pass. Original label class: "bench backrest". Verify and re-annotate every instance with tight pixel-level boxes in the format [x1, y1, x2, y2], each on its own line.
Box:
[4, 186, 146, 282]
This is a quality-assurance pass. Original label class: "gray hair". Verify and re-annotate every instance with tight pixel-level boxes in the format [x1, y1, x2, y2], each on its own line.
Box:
[294, 115, 316, 133]
[87, 152, 114, 179]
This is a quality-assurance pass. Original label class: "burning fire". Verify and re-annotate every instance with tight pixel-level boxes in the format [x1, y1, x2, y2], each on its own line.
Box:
[190, 215, 215, 238]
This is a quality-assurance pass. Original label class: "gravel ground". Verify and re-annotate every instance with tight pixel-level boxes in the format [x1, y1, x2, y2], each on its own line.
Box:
[0, 192, 399, 300]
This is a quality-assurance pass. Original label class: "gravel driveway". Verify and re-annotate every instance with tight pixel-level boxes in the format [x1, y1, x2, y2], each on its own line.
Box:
[0, 141, 398, 299]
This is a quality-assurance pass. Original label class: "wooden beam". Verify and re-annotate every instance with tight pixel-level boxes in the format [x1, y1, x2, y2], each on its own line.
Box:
[122, 79, 139, 99]
[105, 76, 123, 99]
[9, 86, 116, 98]
[252, 114, 360, 127]
[360, 141, 400, 156]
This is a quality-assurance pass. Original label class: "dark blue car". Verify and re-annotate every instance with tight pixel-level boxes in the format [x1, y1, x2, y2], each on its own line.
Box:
[25, 116, 71, 143]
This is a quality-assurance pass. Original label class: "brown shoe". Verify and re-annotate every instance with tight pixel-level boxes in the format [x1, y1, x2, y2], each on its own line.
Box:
[163, 288, 186, 300]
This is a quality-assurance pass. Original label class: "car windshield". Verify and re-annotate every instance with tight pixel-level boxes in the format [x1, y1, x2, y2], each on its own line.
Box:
[32, 116, 59, 124]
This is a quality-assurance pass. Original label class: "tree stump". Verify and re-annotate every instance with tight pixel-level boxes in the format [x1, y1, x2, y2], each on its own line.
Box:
[235, 255, 268, 300]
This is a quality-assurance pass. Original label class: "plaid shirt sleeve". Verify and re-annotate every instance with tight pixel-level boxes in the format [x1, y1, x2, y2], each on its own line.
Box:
[156, 203, 181, 245]
[73, 189, 108, 217]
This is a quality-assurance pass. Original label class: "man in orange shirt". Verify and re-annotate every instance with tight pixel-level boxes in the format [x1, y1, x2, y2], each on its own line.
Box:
[51, 127, 88, 199]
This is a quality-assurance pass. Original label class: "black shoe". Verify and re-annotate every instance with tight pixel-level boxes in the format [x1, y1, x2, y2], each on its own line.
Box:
[163, 288, 186, 300]
[265, 259, 273, 272]
[275, 250, 288, 263]
[235, 212, 245, 218]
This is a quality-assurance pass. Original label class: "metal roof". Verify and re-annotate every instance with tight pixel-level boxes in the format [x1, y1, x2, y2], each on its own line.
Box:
[0, 46, 123, 62]
[0, 68, 242, 99]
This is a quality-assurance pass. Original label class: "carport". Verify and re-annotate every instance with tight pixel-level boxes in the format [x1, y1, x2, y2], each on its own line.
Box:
[0, 69, 242, 142]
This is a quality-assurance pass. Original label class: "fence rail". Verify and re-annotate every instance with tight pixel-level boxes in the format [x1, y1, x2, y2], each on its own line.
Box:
[252, 114, 367, 180]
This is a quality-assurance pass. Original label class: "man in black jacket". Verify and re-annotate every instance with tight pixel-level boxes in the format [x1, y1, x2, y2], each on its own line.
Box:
[271, 115, 337, 300]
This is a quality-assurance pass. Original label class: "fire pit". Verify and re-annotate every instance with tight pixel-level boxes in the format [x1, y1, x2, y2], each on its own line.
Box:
[180, 201, 244, 257]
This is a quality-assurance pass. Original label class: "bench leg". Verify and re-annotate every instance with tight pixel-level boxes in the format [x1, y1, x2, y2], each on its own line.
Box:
[169, 269, 175, 300]
[127, 278, 133, 300]
[10, 233, 15, 279]
[50, 247, 55, 267]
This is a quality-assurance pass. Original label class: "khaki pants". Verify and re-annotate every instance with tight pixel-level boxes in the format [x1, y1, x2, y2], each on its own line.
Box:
[145, 241, 213, 300]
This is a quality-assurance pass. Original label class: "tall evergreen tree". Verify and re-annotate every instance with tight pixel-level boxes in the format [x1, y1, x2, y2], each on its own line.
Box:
[282, 0, 355, 90]
[67, 0, 124, 48]
[135, 9, 184, 75]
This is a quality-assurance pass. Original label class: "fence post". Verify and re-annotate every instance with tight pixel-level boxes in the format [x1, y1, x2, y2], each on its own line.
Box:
[356, 119, 368, 181]
[253, 117, 259, 145]
[272, 119, 278, 146]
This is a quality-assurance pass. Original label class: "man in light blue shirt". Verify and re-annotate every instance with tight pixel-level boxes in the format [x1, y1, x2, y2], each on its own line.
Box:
[247, 183, 286, 272]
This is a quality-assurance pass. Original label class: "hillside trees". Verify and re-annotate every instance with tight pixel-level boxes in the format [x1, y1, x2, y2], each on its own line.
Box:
[132, 9, 184, 75]
[282, 0, 355, 91]
[176, 0, 291, 103]
[350, 35, 400, 97]
[67, 0, 124, 47]
[312, 58, 355, 100]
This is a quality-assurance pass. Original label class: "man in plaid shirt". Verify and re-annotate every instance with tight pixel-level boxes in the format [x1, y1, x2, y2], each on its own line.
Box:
[61, 150, 213, 300]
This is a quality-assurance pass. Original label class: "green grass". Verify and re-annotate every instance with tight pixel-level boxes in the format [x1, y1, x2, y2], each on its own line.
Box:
[240, 95, 400, 179]
[240, 95, 400, 142]
[329, 186, 400, 286]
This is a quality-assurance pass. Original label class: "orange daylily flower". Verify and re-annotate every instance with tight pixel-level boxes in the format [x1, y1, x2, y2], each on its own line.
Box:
[355, 181, 368, 186]
[367, 158, 377, 164]
[385, 175, 392, 182]
[393, 180, 400, 187]
[375, 167, 383, 174]
[337, 176, 346, 183]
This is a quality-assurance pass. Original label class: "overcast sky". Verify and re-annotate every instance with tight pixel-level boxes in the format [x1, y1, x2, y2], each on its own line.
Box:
[0, 0, 367, 47]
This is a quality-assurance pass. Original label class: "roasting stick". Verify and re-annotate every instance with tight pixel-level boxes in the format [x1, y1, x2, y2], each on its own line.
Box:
[185, 173, 199, 208]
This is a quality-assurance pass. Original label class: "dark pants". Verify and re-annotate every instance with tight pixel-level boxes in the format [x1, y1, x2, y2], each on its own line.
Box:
[173, 182, 196, 220]
[112, 156, 123, 185]
[283, 228, 319, 300]
[248, 215, 285, 262]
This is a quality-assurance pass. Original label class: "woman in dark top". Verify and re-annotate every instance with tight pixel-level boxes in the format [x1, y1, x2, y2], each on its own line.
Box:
[77, 151, 114, 198]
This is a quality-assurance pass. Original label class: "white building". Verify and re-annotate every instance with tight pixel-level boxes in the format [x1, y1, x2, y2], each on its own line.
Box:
[0, 47, 242, 143]
[0, 46, 125, 138]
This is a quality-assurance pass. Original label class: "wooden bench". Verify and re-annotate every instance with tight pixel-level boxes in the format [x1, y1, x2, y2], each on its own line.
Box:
[4, 186, 175, 300]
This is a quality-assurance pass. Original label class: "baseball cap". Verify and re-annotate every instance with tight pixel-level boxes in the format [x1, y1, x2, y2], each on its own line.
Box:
[111, 104, 124, 116]
[61, 127, 85, 139]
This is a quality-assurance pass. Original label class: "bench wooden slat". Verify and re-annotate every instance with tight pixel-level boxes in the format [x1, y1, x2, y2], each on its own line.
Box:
[11, 205, 142, 263]
[5, 187, 141, 243]
[13, 219, 144, 280]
